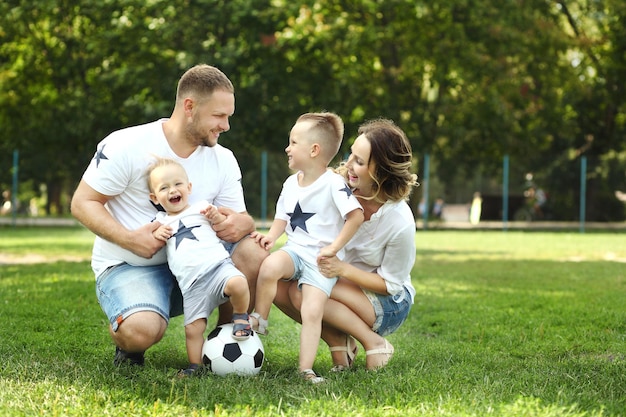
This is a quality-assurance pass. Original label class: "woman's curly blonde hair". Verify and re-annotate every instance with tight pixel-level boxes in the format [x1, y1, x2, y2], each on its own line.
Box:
[337, 118, 418, 203]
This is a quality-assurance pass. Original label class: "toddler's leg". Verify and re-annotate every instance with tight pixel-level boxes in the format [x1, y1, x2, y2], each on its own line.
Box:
[225, 275, 252, 340]
[185, 318, 207, 366]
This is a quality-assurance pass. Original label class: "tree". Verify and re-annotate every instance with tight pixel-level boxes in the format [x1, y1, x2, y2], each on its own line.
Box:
[1, 0, 624, 220]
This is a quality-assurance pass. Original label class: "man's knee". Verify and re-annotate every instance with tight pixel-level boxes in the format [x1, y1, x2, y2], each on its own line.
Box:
[112, 311, 167, 351]
[232, 238, 268, 278]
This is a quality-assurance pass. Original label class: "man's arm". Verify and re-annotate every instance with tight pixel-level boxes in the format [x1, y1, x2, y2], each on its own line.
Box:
[70, 180, 164, 259]
[213, 206, 256, 243]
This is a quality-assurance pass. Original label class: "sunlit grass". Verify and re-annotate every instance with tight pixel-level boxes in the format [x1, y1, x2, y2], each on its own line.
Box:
[0, 227, 625, 416]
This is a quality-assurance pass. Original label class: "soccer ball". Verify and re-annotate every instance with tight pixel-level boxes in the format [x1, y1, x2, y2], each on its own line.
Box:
[202, 323, 265, 376]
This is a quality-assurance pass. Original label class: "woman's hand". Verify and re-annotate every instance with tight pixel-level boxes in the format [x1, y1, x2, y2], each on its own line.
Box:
[318, 255, 344, 278]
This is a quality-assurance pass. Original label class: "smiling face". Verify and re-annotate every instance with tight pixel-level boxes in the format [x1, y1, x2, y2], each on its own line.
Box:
[285, 120, 315, 171]
[345, 134, 375, 197]
[185, 89, 235, 148]
[148, 163, 192, 215]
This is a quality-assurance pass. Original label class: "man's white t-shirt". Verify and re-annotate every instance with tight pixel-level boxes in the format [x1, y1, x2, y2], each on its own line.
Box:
[82, 119, 245, 277]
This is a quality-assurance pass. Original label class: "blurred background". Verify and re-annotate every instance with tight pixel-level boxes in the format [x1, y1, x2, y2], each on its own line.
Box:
[1, 0, 625, 224]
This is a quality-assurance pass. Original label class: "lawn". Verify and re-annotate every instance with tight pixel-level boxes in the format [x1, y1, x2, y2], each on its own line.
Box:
[0, 226, 624, 416]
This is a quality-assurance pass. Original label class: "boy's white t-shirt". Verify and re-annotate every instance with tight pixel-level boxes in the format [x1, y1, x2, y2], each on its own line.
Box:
[275, 169, 363, 265]
[82, 119, 245, 277]
[154, 200, 230, 292]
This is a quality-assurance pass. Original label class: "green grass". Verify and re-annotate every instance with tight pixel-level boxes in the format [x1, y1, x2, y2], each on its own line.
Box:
[0, 227, 625, 416]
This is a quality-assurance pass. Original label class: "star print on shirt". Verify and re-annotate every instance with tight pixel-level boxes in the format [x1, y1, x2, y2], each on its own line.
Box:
[288, 202, 316, 233]
[339, 184, 353, 198]
[94, 144, 109, 167]
[173, 220, 200, 249]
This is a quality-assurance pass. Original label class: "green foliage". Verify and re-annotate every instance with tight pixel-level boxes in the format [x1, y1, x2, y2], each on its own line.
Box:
[0, 1, 625, 219]
[0, 228, 625, 416]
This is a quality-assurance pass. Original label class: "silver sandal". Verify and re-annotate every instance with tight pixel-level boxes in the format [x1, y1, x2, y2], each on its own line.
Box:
[300, 369, 324, 384]
[249, 312, 269, 335]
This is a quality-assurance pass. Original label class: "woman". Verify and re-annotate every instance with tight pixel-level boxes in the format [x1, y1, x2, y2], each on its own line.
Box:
[274, 118, 418, 371]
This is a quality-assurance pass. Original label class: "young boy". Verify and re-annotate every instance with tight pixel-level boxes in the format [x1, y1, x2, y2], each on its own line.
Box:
[147, 157, 252, 377]
[250, 112, 364, 383]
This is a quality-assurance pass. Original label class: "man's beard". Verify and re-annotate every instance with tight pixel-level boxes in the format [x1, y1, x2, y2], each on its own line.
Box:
[186, 120, 215, 148]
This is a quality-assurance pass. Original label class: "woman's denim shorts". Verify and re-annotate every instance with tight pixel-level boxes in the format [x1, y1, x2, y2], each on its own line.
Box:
[363, 287, 412, 337]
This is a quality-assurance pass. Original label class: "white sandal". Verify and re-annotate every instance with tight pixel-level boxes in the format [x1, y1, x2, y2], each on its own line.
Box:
[329, 335, 358, 372]
[249, 312, 269, 335]
[365, 339, 394, 370]
[300, 369, 324, 384]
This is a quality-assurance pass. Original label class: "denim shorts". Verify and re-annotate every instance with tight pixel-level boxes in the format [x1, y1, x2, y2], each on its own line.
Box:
[96, 239, 243, 331]
[364, 287, 412, 337]
[96, 263, 183, 332]
[281, 247, 337, 296]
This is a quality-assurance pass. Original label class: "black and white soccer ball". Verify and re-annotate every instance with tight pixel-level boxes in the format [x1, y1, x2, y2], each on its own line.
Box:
[202, 323, 265, 376]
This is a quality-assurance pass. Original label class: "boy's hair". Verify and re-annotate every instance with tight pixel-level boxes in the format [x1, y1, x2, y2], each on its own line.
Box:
[146, 157, 187, 192]
[296, 112, 344, 163]
[176, 64, 234, 103]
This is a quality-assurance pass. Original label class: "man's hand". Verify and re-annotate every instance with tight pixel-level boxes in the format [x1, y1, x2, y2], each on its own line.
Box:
[152, 223, 173, 242]
[211, 207, 254, 242]
[129, 222, 167, 258]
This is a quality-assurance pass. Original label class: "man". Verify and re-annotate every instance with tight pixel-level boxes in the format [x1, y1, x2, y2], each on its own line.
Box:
[71, 64, 266, 366]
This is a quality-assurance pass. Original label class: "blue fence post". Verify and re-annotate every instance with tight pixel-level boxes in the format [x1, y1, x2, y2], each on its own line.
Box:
[502, 155, 509, 231]
[261, 151, 268, 228]
[579, 156, 587, 233]
[422, 153, 430, 230]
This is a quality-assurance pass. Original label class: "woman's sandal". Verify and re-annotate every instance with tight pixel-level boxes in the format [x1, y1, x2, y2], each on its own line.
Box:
[231, 313, 252, 341]
[300, 369, 325, 384]
[329, 335, 358, 372]
[365, 339, 394, 370]
[249, 312, 269, 335]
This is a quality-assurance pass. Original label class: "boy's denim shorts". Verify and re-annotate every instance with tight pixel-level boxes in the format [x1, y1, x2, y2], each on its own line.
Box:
[363, 287, 412, 337]
[96, 263, 182, 332]
[281, 247, 337, 296]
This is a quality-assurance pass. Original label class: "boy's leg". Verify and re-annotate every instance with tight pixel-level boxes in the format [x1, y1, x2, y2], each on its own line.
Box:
[184, 318, 208, 365]
[298, 284, 328, 372]
[217, 236, 268, 325]
[229, 236, 269, 312]
[253, 250, 295, 322]
[224, 275, 252, 339]
[224, 275, 250, 314]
